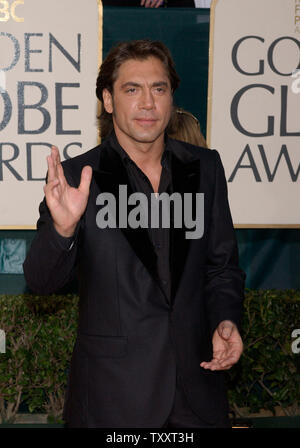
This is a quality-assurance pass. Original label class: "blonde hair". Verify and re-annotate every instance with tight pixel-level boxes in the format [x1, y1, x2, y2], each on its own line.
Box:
[167, 107, 207, 148]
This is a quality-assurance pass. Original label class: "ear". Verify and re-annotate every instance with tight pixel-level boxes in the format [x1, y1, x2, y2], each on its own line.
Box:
[102, 89, 113, 114]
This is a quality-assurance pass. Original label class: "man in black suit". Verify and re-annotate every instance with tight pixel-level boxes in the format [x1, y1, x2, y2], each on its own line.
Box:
[23, 39, 245, 428]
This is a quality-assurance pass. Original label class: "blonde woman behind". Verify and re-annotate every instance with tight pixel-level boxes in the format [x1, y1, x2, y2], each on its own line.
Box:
[167, 107, 207, 148]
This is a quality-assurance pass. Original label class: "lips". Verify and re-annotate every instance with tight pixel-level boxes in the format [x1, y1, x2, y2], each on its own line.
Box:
[135, 118, 158, 125]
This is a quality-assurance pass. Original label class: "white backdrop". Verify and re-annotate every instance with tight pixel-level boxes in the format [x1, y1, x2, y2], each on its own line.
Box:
[207, 0, 300, 226]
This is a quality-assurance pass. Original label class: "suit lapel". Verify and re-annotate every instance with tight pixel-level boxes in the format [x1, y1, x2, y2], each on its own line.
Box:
[93, 136, 201, 305]
[169, 149, 200, 303]
[93, 141, 167, 300]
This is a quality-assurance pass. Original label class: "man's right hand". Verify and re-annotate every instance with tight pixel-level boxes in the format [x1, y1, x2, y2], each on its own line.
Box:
[44, 145, 92, 238]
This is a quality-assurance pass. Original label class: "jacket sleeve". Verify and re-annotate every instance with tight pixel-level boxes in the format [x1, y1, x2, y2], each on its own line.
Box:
[23, 165, 82, 295]
[204, 150, 246, 338]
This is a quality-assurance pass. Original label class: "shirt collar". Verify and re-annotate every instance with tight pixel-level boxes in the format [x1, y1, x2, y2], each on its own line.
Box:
[108, 130, 171, 169]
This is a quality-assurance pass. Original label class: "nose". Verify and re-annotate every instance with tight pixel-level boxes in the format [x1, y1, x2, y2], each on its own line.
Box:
[139, 88, 155, 110]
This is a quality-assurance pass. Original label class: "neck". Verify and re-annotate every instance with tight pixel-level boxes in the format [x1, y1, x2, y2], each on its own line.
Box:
[114, 129, 165, 171]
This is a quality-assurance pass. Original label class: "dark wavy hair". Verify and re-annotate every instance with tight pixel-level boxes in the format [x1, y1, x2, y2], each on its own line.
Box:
[96, 39, 180, 140]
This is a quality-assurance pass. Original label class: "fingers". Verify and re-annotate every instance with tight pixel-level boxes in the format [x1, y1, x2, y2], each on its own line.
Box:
[200, 341, 243, 371]
[45, 146, 69, 205]
[217, 320, 235, 340]
[200, 350, 241, 371]
[46, 147, 92, 199]
[78, 165, 93, 197]
[56, 158, 68, 189]
[46, 146, 60, 182]
[43, 178, 59, 195]
[46, 151, 56, 183]
[47, 145, 69, 188]
[200, 360, 227, 371]
[45, 154, 59, 197]
[204, 321, 243, 371]
[218, 351, 241, 369]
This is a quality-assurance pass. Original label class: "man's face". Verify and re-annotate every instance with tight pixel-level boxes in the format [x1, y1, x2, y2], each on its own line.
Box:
[103, 57, 173, 147]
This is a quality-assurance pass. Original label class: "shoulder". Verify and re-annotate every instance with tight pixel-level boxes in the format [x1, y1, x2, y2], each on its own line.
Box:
[60, 140, 108, 184]
[168, 137, 221, 165]
[61, 144, 101, 171]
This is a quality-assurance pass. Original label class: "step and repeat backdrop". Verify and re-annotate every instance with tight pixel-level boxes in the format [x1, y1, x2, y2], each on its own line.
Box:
[207, 0, 300, 226]
[0, 0, 299, 287]
[0, 0, 102, 228]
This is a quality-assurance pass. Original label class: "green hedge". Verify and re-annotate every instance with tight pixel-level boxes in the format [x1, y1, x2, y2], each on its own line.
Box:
[0, 294, 78, 424]
[0, 290, 299, 424]
[227, 289, 300, 418]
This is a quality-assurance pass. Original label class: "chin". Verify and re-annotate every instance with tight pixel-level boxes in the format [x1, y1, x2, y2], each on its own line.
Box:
[132, 130, 164, 143]
[134, 136, 157, 143]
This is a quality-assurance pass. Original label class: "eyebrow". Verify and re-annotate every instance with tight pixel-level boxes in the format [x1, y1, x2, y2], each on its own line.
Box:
[120, 81, 169, 89]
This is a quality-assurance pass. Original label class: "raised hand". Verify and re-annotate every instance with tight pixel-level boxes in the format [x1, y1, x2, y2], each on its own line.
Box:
[200, 320, 243, 371]
[44, 146, 92, 237]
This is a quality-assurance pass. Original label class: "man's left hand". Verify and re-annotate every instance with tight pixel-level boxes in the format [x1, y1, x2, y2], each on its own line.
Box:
[200, 320, 243, 371]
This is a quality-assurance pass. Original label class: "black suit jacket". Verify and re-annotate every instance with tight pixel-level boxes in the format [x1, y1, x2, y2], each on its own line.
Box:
[23, 134, 245, 427]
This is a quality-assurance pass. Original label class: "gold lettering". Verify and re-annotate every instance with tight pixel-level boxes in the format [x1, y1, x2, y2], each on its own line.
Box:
[0, 0, 9, 21]
[11, 0, 24, 22]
